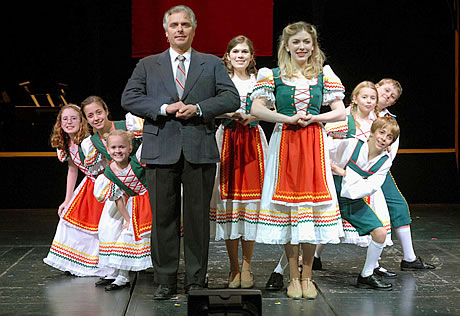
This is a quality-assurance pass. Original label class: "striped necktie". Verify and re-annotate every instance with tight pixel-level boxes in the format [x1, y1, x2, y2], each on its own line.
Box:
[175, 55, 186, 99]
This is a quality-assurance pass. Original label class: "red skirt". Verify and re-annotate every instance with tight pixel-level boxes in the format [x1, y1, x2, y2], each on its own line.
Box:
[62, 178, 104, 232]
[219, 124, 265, 201]
[130, 193, 153, 241]
[272, 123, 332, 204]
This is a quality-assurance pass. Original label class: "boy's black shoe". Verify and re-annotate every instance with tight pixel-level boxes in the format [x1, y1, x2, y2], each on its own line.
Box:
[374, 267, 397, 278]
[356, 274, 392, 291]
[401, 256, 435, 271]
[312, 257, 322, 270]
[265, 272, 284, 291]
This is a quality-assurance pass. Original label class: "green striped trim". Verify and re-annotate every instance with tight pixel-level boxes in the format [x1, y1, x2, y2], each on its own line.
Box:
[48, 251, 99, 269]
[99, 253, 151, 259]
[214, 219, 259, 225]
[256, 220, 341, 228]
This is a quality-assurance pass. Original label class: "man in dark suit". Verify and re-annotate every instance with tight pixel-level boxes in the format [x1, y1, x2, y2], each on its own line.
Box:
[121, 5, 239, 300]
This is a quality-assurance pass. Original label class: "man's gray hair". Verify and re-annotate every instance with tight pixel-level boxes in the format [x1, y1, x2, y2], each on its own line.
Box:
[162, 5, 197, 31]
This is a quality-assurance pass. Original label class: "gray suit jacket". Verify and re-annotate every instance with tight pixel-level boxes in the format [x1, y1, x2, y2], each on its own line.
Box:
[121, 49, 239, 165]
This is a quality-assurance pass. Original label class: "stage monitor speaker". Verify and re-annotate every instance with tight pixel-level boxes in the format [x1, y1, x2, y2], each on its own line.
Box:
[187, 289, 262, 316]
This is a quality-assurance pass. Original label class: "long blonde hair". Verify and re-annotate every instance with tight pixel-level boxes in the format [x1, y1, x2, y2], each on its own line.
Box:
[350, 81, 379, 129]
[277, 21, 325, 79]
[50, 104, 89, 151]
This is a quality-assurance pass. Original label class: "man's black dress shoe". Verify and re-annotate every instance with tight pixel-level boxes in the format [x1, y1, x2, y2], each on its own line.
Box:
[105, 283, 130, 291]
[95, 278, 116, 287]
[401, 256, 435, 271]
[374, 267, 397, 278]
[265, 272, 284, 291]
[356, 274, 392, 291]
[312, 257, 322, 270]
[185, 284, 203, 294]
[153, 284, 177, 300]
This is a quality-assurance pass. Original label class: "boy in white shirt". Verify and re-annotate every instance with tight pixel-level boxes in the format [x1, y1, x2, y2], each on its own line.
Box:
[329, 116, 399, 290]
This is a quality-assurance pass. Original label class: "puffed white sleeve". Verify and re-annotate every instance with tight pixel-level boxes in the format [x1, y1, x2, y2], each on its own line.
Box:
[94, 174, 124, 203]
[81, 136, 107, 176]
[250, 67, 276, 106]
[322, 65, 345, 105]
[135, 143, 143, 162]
[341, 158, 392, 199]
[56, 148, 69, 163]
[325, 116, 350, 139]
[125, 112, 144, 138]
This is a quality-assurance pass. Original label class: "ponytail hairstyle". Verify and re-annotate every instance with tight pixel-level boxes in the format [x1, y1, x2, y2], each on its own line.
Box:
[222, 35, 257, 77]
[80, 95, 109, 118]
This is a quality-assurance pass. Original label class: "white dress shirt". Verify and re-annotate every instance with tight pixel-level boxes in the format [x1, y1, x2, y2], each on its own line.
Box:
[159, 48, 192, 116]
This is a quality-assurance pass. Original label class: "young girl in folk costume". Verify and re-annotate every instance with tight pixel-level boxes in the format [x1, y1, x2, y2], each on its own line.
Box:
[375, 79, 435, 271]
[251, 21, 346, 299]
[93, 130, 152, 291]
[43, 104, 110, 277]
[329, 116, 400, 290]
[328, 81, 380, 140]
[79, 96, 144, 286]
[210, 35, 268, 289]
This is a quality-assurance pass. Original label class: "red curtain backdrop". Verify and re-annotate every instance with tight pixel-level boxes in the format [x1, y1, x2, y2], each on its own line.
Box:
[131, 0, 273, 58]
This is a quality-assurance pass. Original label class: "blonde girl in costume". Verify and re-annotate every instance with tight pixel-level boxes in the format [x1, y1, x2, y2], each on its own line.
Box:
[80, 96, 144, 286]
[251, 21, 346, 299]
[43, 104, 111, 277]
[93, 130, 152, 291]
[210, 35, 268, 289]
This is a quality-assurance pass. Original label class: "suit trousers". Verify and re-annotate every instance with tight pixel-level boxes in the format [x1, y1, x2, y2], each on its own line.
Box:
[146, 153, 216, 287]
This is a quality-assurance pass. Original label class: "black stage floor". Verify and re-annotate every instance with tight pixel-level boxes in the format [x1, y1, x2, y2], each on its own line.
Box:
[1, 204, 459, 315]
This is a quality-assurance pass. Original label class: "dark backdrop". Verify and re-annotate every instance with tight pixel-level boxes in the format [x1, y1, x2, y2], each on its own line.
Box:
[1, 0, 459, 208]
